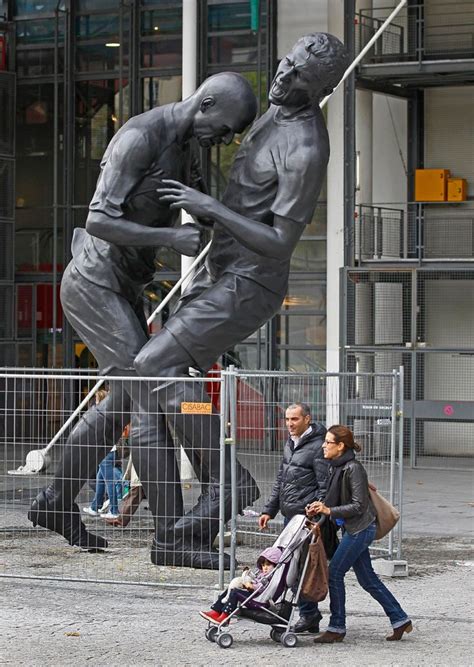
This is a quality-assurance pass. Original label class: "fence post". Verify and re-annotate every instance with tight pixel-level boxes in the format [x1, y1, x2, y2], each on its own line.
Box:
[388, 369, 398, 559]
[228, 365, 238, 580]
[218, 370, 228, 590]
[397, 365, 405, 559]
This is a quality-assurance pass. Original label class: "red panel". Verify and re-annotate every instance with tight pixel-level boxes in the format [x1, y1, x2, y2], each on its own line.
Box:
[0, 36, 6, 71]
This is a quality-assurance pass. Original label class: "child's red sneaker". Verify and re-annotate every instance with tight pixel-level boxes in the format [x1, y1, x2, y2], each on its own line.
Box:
[216, 613, 230, 624]
[199, 610, 221, 623]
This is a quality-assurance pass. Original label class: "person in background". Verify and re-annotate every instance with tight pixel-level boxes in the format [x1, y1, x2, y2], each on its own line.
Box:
[258, 402, 328, 634]
[307, 425, 412, 644]
[104, 454, 145, 527]
[82, 435, 129, 520]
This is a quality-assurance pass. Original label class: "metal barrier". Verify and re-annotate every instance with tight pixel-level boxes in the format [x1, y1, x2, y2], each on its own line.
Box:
[0, 367, 404, 588]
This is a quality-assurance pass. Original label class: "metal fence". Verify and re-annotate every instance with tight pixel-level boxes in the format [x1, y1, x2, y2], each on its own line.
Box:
[357, 2, 474, 63]
[354, 204, 474, 264]
[1, 367, 404, 589]
[344, 268, 474, 470]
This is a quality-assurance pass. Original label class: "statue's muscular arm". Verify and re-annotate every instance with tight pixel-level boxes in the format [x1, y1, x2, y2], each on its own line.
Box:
[158, 142, 327, 261]
[86, 129, 201, 256]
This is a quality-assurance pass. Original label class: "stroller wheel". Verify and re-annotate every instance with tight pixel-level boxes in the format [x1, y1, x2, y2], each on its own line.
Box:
[281, 632, 298, 648]
[217, 632, 233, 649]
[270, 628, 282, 643]
[205, 626, 218, 642]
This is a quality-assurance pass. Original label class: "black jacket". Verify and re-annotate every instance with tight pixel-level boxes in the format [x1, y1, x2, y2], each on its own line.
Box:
[262, 422, 328, 519]
[329, 459, 376, 535]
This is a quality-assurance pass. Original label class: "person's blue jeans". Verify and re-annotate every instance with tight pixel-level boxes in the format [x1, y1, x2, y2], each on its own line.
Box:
[90, 451, 123, 515]
[327, 521, 409, 634]
[284, 515, 320, 619]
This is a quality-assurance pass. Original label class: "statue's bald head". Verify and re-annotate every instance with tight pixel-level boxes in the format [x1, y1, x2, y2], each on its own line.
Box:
[196, 72, 257, 133]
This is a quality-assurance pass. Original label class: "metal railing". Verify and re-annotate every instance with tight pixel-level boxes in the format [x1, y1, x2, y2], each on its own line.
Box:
[0, 367, 404, 588]
[354, 203, 474, 264]
[357, 3, 474, 64]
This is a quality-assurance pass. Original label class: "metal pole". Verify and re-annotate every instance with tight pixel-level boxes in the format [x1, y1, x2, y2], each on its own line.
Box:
[320, 0, 408, 109]
[218, 369, 228, 589]
[228, 365, 238, 579]
[397, 365, 405, 559]
[388, 368, 398, 558]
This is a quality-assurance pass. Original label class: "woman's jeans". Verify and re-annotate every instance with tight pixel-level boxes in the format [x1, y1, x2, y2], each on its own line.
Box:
[328, 522, 409, 633]
[90, 451, 123, 515]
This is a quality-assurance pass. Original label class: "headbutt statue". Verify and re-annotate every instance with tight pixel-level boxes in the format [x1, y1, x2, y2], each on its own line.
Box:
[29, 34, 348, 571]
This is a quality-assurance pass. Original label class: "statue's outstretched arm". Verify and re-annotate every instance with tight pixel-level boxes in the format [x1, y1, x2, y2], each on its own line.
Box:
[157, 180, 306, 261]
[86, 211, 201, 256]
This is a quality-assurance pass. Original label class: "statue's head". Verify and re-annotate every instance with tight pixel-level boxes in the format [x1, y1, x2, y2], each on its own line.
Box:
[192, 72, 257, 148]
[269, 33, 349, 109]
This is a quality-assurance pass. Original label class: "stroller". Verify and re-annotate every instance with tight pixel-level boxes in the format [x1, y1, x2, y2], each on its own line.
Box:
[204, 514, 326, 649]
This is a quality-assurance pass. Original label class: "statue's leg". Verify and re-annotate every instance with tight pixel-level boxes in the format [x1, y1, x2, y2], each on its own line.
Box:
[29, 386, 131, 550]
[134, 326, 259, 570]
[29, 263, 143, 550]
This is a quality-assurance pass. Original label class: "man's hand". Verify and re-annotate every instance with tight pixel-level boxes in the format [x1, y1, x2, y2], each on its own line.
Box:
[158, 179, 216, 219]
[259, 513, 271, 530]
[171, 223, 202, 256]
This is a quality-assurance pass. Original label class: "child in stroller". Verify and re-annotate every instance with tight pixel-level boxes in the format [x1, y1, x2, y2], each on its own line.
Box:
[199, 515, 325, 649]
[200, 546, 283, 625]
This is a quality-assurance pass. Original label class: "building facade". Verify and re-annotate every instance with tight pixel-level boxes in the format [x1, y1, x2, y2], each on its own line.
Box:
[0, 0, 472, 465]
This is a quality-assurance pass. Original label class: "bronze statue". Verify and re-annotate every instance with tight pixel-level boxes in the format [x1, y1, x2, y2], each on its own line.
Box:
[28, 72, 258, 557]
[29, 34, 348, 570]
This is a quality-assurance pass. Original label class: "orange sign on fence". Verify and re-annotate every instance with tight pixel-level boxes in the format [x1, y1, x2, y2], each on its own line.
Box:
[181, 402, 213, 415]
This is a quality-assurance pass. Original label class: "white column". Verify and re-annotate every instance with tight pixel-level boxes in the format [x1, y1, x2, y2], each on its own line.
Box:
[325, 0, 345, 425]
[180, 0, 198, 480]
[181, 0, 198, 291]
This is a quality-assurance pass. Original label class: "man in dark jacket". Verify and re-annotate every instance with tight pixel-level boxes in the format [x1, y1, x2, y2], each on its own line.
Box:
[259, 402, 328, 633]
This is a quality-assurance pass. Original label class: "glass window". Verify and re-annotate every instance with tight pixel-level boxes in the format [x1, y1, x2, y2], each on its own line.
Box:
[14, 1, 62, 16]
[75, 79, 129, 205]
[142, 75, 182, 110]
[208, 1, 260, 31]
[141, 37, 182, 69]
[208, 32, 264, 66]
[16, 18, 57, 44]
[277, 314, 326, 347]
[141, 6, 181, 37]
[276, 348, 326, 373]
[16, 83, 59, 208]
[16, 47, 62, 77]
[282, 279, 326, 312]
[290, 239, 326, 272]
[77, 0, 120, 11]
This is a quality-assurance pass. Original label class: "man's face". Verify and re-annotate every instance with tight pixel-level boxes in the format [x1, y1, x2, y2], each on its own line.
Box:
[193, 98, 247, 148]
[269, 42, 319, 108]
[285, 407, 311, 438]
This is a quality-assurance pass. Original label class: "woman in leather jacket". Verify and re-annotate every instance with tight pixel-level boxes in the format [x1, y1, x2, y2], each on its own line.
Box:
[307, 425, 412, 644]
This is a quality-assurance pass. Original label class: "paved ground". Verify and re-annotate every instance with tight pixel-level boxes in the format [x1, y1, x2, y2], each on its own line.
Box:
[1, 465, 473, 666]
[1, 547, 472, 666]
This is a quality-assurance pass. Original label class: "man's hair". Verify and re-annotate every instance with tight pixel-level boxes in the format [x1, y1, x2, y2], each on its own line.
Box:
[296, 32, 349, 103]
[287, 402, 311, 418]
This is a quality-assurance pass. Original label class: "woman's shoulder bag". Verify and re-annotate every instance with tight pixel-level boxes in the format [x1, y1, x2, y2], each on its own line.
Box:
[368, 484, 400, 540]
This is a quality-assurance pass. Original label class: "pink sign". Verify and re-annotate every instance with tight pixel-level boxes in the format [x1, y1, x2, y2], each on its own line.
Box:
[443, 405, 454, 417]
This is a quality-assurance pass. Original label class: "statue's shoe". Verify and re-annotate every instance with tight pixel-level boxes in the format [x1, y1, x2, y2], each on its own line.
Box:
[29, 490, 108, 552]
[150, 537, 233, 570]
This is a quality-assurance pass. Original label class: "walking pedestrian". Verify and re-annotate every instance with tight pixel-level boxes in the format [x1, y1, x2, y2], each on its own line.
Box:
[307, 425, 412, 643]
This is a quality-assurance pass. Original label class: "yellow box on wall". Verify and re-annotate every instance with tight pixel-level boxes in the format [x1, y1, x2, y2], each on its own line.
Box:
[447, 178, 468, 202]
[415, 169, 450, 201]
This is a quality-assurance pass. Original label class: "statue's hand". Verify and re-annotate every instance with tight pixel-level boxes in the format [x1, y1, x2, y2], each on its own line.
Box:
[172, 223, 202, 257]
[158, 179, 215, 218]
